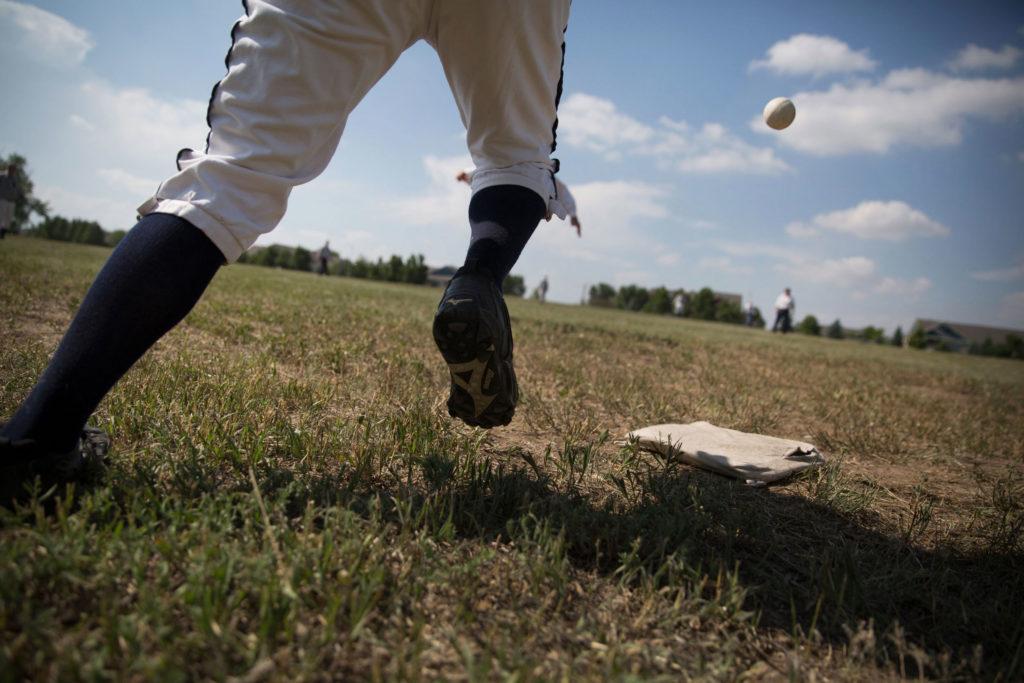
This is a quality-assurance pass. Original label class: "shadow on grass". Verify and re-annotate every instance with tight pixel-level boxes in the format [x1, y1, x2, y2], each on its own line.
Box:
[80, 438, 1019, 679]
[284, 452, 1022, 680]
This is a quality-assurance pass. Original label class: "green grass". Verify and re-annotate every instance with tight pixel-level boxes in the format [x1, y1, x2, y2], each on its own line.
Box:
[1, 236, 1022, 681]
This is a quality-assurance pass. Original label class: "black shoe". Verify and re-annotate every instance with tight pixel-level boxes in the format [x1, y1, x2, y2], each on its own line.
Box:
[0, 426, 109, 502]
[433, 266, 518, 428]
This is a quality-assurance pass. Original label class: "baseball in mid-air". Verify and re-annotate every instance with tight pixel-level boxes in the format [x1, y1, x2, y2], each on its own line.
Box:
[763, 97, 796, 130]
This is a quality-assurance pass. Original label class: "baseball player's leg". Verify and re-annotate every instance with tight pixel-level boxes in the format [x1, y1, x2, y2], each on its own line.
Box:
[430, 0, 570, 428]
[2, 214, 223, 456]
[139, 0, 425, 261]
[433, 0, 571, 281]
[1, 1, 424, 460]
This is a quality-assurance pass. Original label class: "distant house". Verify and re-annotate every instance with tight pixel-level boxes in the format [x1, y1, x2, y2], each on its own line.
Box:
[714, 291, 743, 308]
[912, 319, 1023, 352]
[427, 265, 458, 287]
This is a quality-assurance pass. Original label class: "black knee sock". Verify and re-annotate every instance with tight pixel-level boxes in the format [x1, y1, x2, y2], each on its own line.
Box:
[463, 185, 546, 284]
[2, 213, 224, 453]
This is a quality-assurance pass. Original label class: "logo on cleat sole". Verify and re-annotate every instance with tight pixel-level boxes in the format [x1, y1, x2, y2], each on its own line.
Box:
[447, 345, 498, 417]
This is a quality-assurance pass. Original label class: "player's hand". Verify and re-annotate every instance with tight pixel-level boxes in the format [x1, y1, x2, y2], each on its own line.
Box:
[571, 216, 581, 237]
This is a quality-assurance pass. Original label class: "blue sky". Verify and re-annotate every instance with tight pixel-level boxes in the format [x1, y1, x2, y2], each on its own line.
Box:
[1, 0, 1022, 331]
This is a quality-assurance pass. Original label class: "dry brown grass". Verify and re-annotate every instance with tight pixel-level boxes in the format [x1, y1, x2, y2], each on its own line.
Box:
[2, 236, 1022, 681]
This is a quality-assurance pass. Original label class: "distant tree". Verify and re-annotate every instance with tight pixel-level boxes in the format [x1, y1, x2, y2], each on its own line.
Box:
[863, 326, 886, 344]
[106, 230, 127, 248]
[75, 220, 106, 245]
[32, 215, 69, 241]
[826, 319, 844, 339]
[368, 257, 384, 279]
[253, 244, 287, 268]
[1006, 334, 1024, 360]
[588, 282, 616, 307]
[690, 287, 717, 320]
[715, 299, 744, 324]
[290, 246, 312, 271]
[643, 286, 673, 315]
[349, 257, 369, 278]
[891, 326, 904, 347]
[31, 215, 106, 245]
[1, 152, 49, 233]
[403, 254, 428, 284]
[750, 306, 766, 329]
[796, 314, 821, 336]
[907, 324, 927, 349]
[615, 284, 649, 312]
[383, 254, 402, 281]
[503, 274, 526, 297]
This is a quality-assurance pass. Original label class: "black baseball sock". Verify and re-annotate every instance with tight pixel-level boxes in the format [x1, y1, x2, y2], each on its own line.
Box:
[1, 213, 224, 454]
[462, 185, 546, 284]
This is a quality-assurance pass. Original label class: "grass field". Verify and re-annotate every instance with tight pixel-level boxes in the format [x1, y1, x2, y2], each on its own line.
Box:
[2, 236, 1022, 681]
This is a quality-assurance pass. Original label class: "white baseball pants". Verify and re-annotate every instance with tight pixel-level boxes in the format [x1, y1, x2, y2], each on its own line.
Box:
[137, 0, 572, 262]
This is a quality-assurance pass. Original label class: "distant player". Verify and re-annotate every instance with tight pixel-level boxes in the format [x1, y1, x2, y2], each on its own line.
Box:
[318, 240, 331, 275]
[772, 288, 795, 333]
[1, 1, 573, 497]
[537, 275, 549, 303]
[0, 164, 22, 239]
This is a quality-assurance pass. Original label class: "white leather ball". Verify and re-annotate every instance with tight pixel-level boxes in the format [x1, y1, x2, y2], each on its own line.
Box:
[763, 97, 796, 130]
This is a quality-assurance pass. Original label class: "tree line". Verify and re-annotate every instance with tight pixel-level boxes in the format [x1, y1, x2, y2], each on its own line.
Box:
[791, 315, 903, 346]
[26, 215, 126, 248]
[587, 283, 758, 326]
[785, 316, 1022, 360]
[237, 246, 431, 285]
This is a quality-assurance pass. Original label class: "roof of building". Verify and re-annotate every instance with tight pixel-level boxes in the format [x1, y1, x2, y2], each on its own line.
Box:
[914, 319, 1023, 345]
[428, 265, 458, 277]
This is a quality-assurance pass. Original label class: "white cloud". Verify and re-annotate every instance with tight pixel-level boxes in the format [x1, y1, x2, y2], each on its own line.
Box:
[755, 69, 1024, 155]
[778, 255, 877, 288]
[37, 183, 138, 231]
[558, 93, 654, 155]
[666, 122, 791, 174]
[949, 44, 1022, 72]
[999, 291, 1024, 326]
[972, 258, 1024, 282]
[788, 200, 949, 242]
[76, 81, 208, 162]
[393, 154, 473, 228]
[68, 114, 95, 132]
[527, 179, 675, 275]
[564, 180, 670, 249]
[98, 168, 159, 196]
[0, 0, 93, 66]
[715, 240, 802, 263]
[749, 34, 876, 78]
[560, 93, 789, 174]
[688, 219, 717, 231]
[874, 276, 932, 297]
[697, 255, 752, 274]
[785, 222, 820, 238]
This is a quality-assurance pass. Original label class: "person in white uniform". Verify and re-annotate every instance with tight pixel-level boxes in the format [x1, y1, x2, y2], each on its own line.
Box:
[772, 288, 795, 334]
[1, 0, 574, 497]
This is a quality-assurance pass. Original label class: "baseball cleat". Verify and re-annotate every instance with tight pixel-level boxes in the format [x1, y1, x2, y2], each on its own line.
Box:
[0, 426, 109, 502]
[433, 266, 518, 428]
